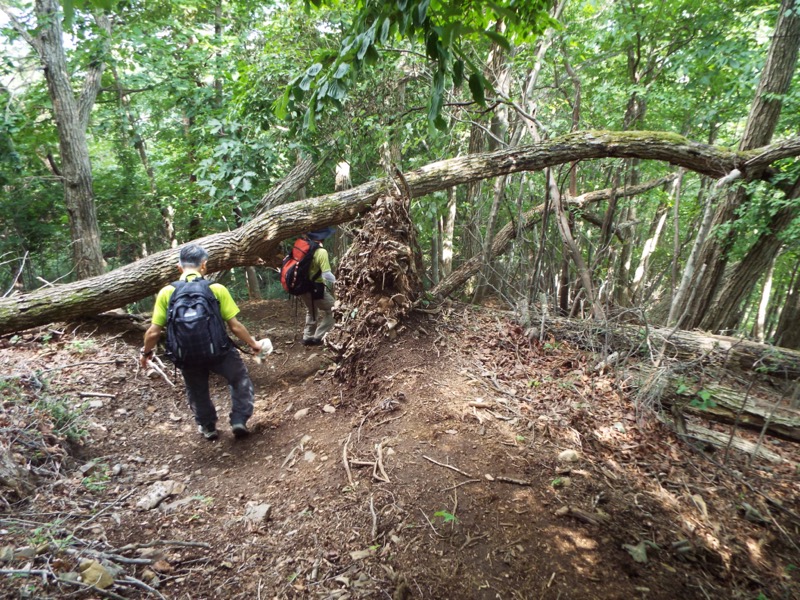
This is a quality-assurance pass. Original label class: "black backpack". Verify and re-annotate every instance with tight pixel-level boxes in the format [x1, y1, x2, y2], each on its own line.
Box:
[280, 238, 323, 298]
[164, 278, 231, 368]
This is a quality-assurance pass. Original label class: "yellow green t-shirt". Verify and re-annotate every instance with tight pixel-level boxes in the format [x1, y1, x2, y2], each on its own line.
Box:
[151, 272, 239, 327]
[310, 246, 331, 283]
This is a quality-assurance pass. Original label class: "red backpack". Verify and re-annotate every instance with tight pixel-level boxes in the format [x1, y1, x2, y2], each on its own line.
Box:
[280, 238, 320, 295]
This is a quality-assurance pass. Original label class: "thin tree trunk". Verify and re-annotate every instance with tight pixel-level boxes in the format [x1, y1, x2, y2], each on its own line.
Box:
[775, 267, 800, 349]
[441, 187, 456, 277]
[753, 257, 776, 342]
[667, 182, 717, 327]
[690, 0, 800, 330]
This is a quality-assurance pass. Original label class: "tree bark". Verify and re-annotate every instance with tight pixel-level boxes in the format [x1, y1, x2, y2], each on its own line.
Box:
[775, 268, 800, 349]
[20, 0, 109, 279]
[688, 0, 800, 330]
[1, 130, 799, 334]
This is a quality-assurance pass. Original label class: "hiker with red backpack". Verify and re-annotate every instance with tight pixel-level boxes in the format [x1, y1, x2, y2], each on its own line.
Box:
[139, 244, 267, 441]
[280, 227, 337, 346]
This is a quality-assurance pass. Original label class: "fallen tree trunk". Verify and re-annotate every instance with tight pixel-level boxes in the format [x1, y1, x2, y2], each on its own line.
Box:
[656, 382, 800, 443]
[539, 316, 800, 379]
[1, 130, 799, 335]
[533, 316, 800, 441]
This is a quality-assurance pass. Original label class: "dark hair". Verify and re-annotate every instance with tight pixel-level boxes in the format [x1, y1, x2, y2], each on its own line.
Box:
[179, 244, 209, 268]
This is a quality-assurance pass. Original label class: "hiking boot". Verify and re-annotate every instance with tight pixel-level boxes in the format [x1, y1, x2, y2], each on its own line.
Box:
[302, 337, 322, 346]
[231, 423, 250, 439]
[198, 423, 218, 441]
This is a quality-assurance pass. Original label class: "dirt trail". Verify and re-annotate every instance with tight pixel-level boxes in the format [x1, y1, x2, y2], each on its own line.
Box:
[1, 299, 798, 599]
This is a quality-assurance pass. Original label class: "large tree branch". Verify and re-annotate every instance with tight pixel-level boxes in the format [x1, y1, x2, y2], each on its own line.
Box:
[1, 130, 799, 335]
[77, 11, 111, 129]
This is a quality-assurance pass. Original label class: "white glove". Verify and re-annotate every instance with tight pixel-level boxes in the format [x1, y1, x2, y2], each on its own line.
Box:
[322, 271, 336, 284]
[254, 338, 273, 363]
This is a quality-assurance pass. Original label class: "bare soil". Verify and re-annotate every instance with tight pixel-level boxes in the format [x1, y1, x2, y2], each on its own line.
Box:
[1, 298, 798, 600]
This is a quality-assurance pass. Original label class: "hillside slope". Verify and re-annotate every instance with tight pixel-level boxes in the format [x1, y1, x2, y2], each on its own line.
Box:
[0, 299, 798, 599]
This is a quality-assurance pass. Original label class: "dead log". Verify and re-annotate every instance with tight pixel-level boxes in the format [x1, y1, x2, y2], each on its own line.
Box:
[534, 316, 800, 441]
[539, 316, 800, 379]
[656, 380, 800, 443]
[2, 131, 799, 336]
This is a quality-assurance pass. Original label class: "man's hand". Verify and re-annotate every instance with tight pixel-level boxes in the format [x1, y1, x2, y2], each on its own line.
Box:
[139, 348, 154, 369]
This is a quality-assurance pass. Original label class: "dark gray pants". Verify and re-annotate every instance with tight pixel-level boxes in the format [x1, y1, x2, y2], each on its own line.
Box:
[181, 349, 254, 427]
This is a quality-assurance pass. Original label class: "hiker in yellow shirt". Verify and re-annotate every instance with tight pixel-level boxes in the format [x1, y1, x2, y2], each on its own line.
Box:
[140, 244, 264, 440]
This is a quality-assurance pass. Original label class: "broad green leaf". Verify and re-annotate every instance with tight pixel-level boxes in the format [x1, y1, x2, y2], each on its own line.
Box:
[453, 59, 464, 88]
[468, 73, 486, 106]
[333, 62, 350, 79]
[483, 30, 511, 52]
[380, 17, 391, 44]
[417, 0, 431, 23]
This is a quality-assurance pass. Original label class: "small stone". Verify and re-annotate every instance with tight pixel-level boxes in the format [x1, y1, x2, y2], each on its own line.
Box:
[152, 559, 174, 573]
[79, 461, 98, 476]
[304, 451, 316, 462]
[244, 503, 272, 526]
[322, 404, 336, 413]
[484, 474, 495, 481]
[294, 408, 310, 420]
[14, 547, 36, 559]
[558, 449, 580, 463]
[88, 400, 103, 409]
[146, 405, 157, 413]
[0, 546, 14, 562]
[80, 560, 114, 589]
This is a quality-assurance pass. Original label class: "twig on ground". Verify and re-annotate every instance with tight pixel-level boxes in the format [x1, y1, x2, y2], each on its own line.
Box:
[115, 540, 210, 552]
[343, 433, 355, 488]
[76, 489, 137, 531]
[422, 455, 473, 478]
[146, 356, 176, 387]
[369, 495, 378, 541]
[419, 508, 443, 538]
[494, 476, 531, 486]
[118, 575, 167, 599]
[374, 441, 391, 483]
[441, 479, 481, 492]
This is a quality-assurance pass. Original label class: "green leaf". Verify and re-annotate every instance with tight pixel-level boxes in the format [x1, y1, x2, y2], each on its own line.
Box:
[453, 59, 464, 88]
[483, 30, 511, 52]
[357, 35, 372, 61]
[272, 89, 290, 120]
[306, 63, 323, 77]
[397, 0, 408, 11]
[417, 0, 431, 23]
[468, 73, 486, 106]
[62, 0, 76, 28]
[425, 30, 439, 60]
[380, 17, 391, 44]
[333, 62, 350, 79]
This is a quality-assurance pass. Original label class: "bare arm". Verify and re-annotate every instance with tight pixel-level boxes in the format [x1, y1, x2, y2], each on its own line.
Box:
[227, 317, 261, 353]
[140, 323, 163, 368]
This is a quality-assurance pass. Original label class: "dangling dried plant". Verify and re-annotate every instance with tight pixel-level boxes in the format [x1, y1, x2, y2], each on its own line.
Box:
[327, 184, 423, 382]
